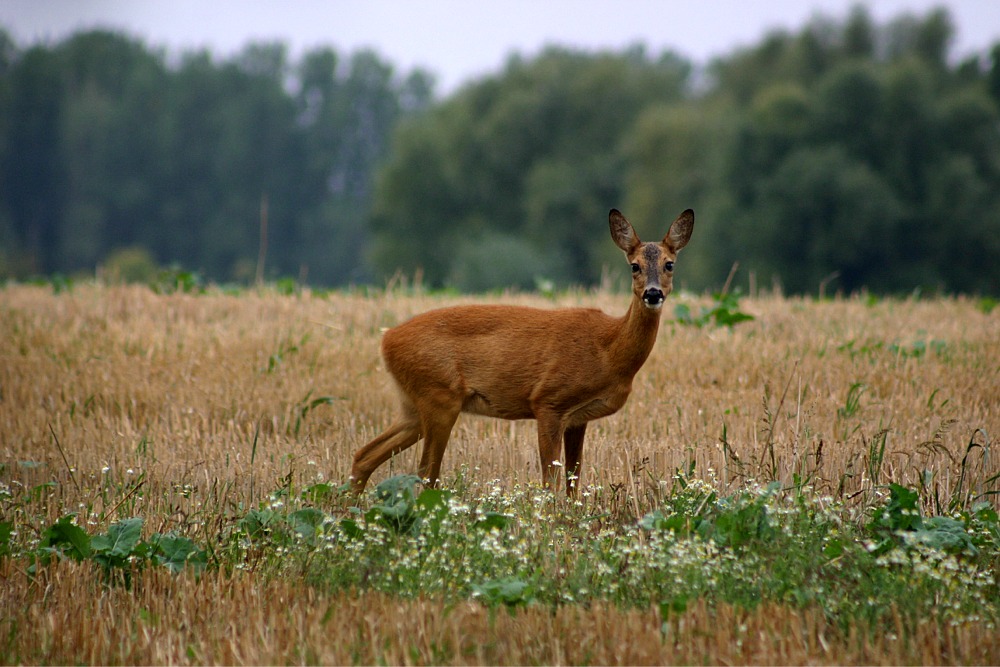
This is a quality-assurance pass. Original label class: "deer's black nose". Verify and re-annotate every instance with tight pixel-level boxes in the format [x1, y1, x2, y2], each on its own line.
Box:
[642, 288, 665, 307]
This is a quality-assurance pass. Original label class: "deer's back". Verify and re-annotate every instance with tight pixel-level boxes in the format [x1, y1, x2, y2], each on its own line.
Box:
[381, 304, 625, 419]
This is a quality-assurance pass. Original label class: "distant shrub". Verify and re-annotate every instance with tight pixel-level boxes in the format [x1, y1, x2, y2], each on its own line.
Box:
[446, 233, 568, 293]
[102, 246, 160, 284]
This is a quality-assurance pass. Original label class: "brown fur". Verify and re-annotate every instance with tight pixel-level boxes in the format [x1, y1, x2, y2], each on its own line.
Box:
[350, 209, 694, 494]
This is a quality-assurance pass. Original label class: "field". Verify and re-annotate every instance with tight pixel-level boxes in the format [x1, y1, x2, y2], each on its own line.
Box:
[1, 282, 998, 664]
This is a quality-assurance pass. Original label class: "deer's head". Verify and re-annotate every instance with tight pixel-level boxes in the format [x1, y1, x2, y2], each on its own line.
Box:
[610, 209, 694, 310]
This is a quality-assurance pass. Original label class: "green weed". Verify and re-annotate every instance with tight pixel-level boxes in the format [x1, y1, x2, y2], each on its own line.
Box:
[152, 266, 205, 294]
[472, 576, 535, 614]
[24, 515, 207, 583]
[290, 390, 339, 437]
[836, 382, 866, 440]
[262, 333, 310, 374]
[3, 465, 997, 637]
[674, 290, 755, 328]
[977, 297, 997, 315]
[838, 336, 948, 361]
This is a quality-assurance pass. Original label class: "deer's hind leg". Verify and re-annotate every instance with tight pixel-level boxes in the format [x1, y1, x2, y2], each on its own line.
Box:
[414, 388, 463, 488]
[350, 403, 421, 495]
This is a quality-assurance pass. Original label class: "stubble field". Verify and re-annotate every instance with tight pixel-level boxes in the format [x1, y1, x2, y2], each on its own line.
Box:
[1, 282, 998, 664]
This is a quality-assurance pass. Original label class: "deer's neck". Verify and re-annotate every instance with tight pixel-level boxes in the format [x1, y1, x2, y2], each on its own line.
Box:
[609, 297, 662, 377]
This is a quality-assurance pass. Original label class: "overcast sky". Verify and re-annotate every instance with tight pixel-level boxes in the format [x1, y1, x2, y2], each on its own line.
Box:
[1, 0, 997, 94]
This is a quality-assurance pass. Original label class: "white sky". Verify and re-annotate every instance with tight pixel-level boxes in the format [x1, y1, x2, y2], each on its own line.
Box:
[1, 0, 997, 95]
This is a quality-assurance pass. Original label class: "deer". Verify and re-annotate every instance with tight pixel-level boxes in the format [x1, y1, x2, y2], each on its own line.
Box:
[349, 208, 694, 496]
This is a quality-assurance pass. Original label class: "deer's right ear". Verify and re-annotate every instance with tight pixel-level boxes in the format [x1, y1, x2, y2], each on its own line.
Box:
[609, 209, 640, 254]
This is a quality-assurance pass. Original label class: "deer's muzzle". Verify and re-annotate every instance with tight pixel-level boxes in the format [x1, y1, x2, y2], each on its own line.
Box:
[642, 288, 665, 308]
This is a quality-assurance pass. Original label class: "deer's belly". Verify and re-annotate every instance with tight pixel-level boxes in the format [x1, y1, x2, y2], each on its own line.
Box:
[567, 386, 632, 425]
[462, 391, 534, 420]
[461, 382, 632, 425]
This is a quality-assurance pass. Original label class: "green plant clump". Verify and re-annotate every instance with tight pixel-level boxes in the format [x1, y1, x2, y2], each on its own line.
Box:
[18, 514, 207, 585]
[674, 291, 755, 328]
[4, 471, 997, 633]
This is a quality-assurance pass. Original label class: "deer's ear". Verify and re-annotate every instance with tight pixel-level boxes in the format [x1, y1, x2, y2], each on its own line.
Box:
[664, 209, 694, 252]
[609, 209, 640, 254]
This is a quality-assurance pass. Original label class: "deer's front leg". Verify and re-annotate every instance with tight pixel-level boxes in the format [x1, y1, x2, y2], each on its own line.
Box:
[563, 423, 587, 495]
[536, 413, 566, 491]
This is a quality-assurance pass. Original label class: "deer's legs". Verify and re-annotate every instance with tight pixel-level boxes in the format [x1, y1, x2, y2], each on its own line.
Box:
[563, 423, 587, 495]
[350, 410, 421, 495]
[536, 413, 566, 491]
[416, 404, 461, 487]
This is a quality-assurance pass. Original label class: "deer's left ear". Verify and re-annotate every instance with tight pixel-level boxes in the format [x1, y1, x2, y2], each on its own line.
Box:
[610, 209, 641, 254]
[664, 209, 694, 252]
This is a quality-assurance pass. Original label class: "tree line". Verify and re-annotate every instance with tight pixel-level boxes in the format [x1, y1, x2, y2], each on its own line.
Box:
[0, 30, 432, 285]
[2, 6, 999, 294]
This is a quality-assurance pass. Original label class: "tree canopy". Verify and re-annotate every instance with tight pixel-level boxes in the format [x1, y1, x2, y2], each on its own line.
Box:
[0, 30, 432, 285]
[1, 6, 998, 294]
[372, 7, 1000, 295]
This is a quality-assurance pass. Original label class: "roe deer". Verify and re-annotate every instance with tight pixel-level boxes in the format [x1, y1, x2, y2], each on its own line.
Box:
[349, 208, 694, 495]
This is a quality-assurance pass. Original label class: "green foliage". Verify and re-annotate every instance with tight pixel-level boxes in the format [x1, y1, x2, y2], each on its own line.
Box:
[239, 509, 282, 543]
[274, 277, 297, 296]
[371, 47, 690, 288]
[26, 274, 75, 294]
[374, 5, 1000, 294]
[472, 577, 535, 613]
[837, 382, 866, 420]
[837, 335, 949, 362]
[365, 474, 424, 535]
[673, 291, 755, 328]
[446, 232, 566, 292]
[37, 514, 92, 563]
[286, 508, 328, 547]
[867, 483, 978, 557]
[713, 11, 1000, 295]
[640, 479, 781, 551]
[352, 474, 482, 540]
[0, 33, 431, 285]
[290, 391, 339, 437]
[152, 266, 205, 295]
[149, 532, 208, 573]
[23, 515, 208, 580]
[0, 521, 10, 558]
[90, 516, 143, 570]
[261, 334, 308, 374]
[101, 246, 160, 284]
[4, 469, 999, 634]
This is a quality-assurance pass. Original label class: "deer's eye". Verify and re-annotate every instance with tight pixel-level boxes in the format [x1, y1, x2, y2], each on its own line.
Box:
[630, 263, 641, 274]
[664, 261, 674, 272]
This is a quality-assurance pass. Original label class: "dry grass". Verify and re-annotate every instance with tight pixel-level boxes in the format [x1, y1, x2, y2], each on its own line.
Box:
[3, 284, 995, 504]
[3, 559, 998, 666]
[1, 283, 998, 664]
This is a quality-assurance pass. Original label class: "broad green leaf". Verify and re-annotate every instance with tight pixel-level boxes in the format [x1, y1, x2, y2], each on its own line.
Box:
[339, 518, 365, 540]
[474, 512, 511, 532]
[473, 577, 533, 607]
[151, 533, 208, 573]
[302, 482, 335, 503]
[913, 516, 977, 556]
[0, 521, 12, 557]
[289, 507, 326, 539]
[91, 517, 143, 557]
[374, 474, 421, 504]
[415, 488, 449, 514]
[239, 509, 277, 540]
[41, 514, 91, 560]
